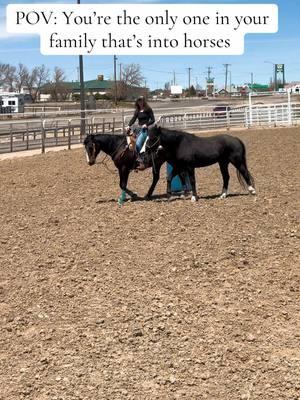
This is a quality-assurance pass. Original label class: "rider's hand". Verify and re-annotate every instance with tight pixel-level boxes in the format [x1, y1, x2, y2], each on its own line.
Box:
[142, 124, 147, 129]
[126, 126, 131, 134]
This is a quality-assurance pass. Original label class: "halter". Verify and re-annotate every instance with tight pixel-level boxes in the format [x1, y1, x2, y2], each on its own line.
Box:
[146, 136, 160, 152]
[91, 135, 134, 174]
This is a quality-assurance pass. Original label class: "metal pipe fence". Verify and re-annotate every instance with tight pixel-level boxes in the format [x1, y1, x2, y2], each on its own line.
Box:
[0, 99, 299, 155]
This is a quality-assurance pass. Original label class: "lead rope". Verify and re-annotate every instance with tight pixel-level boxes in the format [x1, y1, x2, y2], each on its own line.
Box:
[151, 151, 157, 174]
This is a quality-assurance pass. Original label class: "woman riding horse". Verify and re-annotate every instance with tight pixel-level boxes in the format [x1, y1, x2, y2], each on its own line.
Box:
[126, 96, 155, 156]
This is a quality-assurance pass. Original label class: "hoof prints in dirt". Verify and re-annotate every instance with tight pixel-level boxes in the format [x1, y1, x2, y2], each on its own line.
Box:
[0, 128, 299, 400]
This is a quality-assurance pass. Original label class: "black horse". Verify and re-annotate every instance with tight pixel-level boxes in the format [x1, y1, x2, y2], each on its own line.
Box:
[84, 133, 168, 205]
[145, 126, 256, 201]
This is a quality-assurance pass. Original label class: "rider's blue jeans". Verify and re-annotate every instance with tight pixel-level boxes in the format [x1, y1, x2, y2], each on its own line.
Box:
[136, 128, 148, 153]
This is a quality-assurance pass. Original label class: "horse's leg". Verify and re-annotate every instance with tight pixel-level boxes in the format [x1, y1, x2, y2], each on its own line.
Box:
[231, 158, 256, 195]
[219, 161, 230, 199]
[145, 162, 162, 200]
[188, 168, 198, 202]
[118, 168, 136, 205]
[181, 171, 192, 196]
[238, 162, 256, 195]
[176, 171, 189, 198]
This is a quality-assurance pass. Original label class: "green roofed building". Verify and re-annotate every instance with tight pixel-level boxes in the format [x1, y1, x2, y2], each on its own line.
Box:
[41, 76, 147, 101]
[69, 80, 147, 100]
[248, 84, 270, 92]
[64, 79, 114, 96]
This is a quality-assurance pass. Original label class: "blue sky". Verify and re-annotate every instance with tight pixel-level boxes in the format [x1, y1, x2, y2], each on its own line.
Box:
[0, 0, 299, 89]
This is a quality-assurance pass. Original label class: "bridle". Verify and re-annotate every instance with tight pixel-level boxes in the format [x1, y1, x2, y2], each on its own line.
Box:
[145, 136, 160, 152]
[86, 135, 132, 175]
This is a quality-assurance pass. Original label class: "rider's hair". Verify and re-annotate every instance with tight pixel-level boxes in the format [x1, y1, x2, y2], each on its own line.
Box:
[134, 96, 150, 111]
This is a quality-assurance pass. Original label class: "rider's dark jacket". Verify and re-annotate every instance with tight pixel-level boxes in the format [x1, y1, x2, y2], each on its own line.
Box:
[129, 107, 155, 127]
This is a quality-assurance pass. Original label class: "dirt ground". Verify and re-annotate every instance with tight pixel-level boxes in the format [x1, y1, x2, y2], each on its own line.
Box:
[0, 127, 299, 400]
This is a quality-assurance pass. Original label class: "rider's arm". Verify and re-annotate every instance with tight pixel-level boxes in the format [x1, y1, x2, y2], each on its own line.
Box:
[128, 110, 139, 127]
[146, 108, 155, 126]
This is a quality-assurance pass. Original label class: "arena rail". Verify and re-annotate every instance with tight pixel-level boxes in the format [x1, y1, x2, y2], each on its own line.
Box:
[159, 101, 300, 130]
[0, 116, 123, 154]
[0, 98, 299, 155]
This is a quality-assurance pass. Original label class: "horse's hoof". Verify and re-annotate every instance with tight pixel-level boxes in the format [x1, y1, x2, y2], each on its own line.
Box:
[167, 193, 172, 201]
[248, 186, 256, 195]
[144, 195, 151, 201]
[131, 193, 138, 199]
[191, 195, 198, 202]
[219, 191, 228, 199]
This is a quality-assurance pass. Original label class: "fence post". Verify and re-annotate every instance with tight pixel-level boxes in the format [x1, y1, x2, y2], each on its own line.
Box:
[122, 109, 125, 133]
[41, 119, 46, 154]
[102, 118, 105, 133]
[26, 122, 29, 150]
[226, 108, 230, 130]
[55, 120, 58, 145]
[287, 91, 292, 126]
[68, 119, 71, 150]
[10, 123, 13, 152]
[248, 92, 253, 127]
[112, 117, 115, 133]
[91, 116, 95, 134]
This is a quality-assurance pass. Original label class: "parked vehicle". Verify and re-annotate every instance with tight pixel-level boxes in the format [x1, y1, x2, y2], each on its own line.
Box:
[213, 105, 231, 118]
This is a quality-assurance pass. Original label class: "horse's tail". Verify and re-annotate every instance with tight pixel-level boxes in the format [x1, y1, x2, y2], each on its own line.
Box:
[236, 139, 255, 189]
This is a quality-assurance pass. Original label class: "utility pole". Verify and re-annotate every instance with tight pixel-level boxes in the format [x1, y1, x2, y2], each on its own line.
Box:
[113, 55, 117, 106]
[223, 63, 231, 95]
[173, 70, 176, 86]
[251, 72, 254, 92]
[188, 67, 192, 93]
[205, 66, 214, 96]
[207, 66, 212, 81]
[77, 0, 85, 138]
[118, 63, 122, 81]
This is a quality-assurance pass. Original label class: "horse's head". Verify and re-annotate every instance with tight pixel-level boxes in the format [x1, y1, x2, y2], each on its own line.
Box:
[147, 124, 162, 151]
[83, 134, 100, 165]
[141, 124, 164, 169]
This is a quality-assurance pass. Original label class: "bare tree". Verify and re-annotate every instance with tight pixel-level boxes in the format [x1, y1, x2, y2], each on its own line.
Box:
[24, 64, 49, 102]
[118, 63, 144, 99]
[122, 63, 144, 87]
[45, 67, 69, 101]
[15, 63, 29, 93]
[0, 63, 16, 91]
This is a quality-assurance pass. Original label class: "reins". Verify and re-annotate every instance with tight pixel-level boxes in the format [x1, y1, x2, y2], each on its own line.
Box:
[98, 153, 118, 175]
[95, 136, 133, 175]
